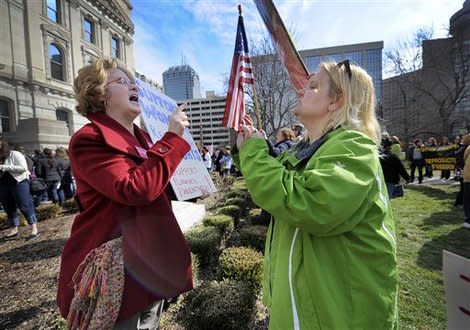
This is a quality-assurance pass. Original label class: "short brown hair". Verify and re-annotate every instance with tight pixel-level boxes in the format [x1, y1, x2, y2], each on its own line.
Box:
[73, 58, 133, 116]
[278, 127, 296, 141]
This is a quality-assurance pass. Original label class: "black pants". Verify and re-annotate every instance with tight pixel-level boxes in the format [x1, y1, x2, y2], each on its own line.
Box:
[410, 160, 424, 183]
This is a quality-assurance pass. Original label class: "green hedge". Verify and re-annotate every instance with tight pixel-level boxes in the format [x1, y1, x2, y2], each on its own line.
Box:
[181, 280, 256, 330]
[202, 215, 234, 236]
[239, 225, 268, 252]
[231, 180, 248, 192]
[225, 197, 247, 214]
[185, 225, 222, 265]
[249, 208, 270, 226]
[219, 246, 263, 289]
[61, 198, 78, 212]
[0, 203, 61, 230]
[217, 205, 242, 227]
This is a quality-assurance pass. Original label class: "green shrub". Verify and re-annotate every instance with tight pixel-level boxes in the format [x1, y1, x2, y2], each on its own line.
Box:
[217, 205, 242, 227]
[36, 203, 61, 221]
[219, 247, 263, 289]
[203, 215, 234, 236]
[181, 280, 256, 330]
[225, 197, 247, 214]
[0, 203, 61, 230]
[231, 180, 248, 191]
[185, 225, 222, 265]
[191, 253, 200, 286]
[249, 208, 271, 226]
[239, 225, 268, 252]
[61, 198, 78, 212]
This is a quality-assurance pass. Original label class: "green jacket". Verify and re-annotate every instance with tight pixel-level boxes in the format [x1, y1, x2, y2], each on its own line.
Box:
[235, 128, 398, 330]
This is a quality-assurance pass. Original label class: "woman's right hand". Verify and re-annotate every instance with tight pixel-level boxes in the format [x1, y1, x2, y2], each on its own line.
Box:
[168, 103, 189, 136]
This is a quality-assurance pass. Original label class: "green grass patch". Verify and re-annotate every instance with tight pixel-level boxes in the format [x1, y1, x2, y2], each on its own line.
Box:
[393, 184, 470, 329]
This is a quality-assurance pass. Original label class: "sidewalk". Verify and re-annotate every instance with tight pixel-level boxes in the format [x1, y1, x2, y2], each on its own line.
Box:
[407, 176, 460, 186]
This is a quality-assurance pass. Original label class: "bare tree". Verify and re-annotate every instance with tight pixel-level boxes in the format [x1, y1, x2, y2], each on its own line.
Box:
[384, 26, 470, 141]
[384, 28, 434, 143]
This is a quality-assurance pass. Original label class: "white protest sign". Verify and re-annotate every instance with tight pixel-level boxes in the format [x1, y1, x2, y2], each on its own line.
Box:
[135, 78, 216, 200]
[443, 250, 470, 329]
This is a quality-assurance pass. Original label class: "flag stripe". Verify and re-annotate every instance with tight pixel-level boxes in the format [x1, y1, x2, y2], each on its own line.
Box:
[222, 13, 254, 131]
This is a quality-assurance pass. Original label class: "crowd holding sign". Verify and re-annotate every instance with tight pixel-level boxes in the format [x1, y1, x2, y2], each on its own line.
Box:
[421, 144, 458, 170]
[136, 78, 216, 200]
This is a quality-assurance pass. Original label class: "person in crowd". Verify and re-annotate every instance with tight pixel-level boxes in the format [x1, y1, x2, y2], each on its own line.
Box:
[55, 147, 73, 199]
[0, 140, 39, 239]
[17, 146, 34, 172]
[213, 148, 224, 176]
[455, 134, 470, 208]
[424, 137, 437, 178]
[291, 123, 304, 142]
[408, 139, 425, 184]
[234, 61, 397, 328]
[37, 148, 63, 205]
[201, 146, 212, 172]
[56, 58, 193, 329]
[380, 138, 411, 198]
[267, 127, 296, 157]
[390, 135, 403, 160]
[439, 136, 451, 180]
[220, 147, 233, 176]
[463, 134, 470, 228]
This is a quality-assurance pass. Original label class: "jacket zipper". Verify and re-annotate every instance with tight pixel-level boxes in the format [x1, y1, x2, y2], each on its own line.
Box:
[289, 228, 300, 330]
[268, 215, 275, 299]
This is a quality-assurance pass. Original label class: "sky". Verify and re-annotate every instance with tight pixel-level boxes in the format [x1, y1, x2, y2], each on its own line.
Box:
[132, 0, 465, 96]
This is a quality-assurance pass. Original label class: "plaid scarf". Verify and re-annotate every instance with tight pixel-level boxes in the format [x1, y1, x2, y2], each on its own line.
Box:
[67, 237, 124, 330]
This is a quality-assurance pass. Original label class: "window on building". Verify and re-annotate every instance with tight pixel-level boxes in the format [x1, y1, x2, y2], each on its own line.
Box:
[56, 109, 69, 126]
[49, 44, 64, 81]
[83, 17, 94, 44]
[47, 0, 60, 23]
[0, 100, 11, 133]
[111, 36, 120, 59]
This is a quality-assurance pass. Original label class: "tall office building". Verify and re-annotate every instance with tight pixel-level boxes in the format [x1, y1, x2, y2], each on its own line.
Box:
[0, 0, 135, 150]
[163, 65, 202, 101]
[177, 91, 230, 148]
[300, 41, 384, 104]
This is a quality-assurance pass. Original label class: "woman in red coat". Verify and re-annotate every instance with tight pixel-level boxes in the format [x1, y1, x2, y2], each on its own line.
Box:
[57, 58, 193, 329]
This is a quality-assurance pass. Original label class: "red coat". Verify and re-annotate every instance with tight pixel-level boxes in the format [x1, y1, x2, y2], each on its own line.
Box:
[57, 112, 193, 321]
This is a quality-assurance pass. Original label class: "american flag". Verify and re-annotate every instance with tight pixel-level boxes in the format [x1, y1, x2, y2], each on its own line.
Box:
[222, 8, 254, 131]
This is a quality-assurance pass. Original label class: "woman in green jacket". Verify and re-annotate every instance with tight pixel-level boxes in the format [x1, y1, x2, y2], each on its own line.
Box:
[235, 61, 398, 329]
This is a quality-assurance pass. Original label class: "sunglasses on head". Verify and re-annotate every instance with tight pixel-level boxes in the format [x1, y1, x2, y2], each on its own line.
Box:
[337, 60, 352, 80]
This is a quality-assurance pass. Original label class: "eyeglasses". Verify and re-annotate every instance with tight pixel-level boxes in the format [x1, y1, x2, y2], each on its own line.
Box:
[337, 60, 352, 80]
[105, 76, 135, 87]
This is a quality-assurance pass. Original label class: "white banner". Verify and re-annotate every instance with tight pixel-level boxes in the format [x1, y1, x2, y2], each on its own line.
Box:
[443, 250, 470, 329]
[136, 78, 216, 200]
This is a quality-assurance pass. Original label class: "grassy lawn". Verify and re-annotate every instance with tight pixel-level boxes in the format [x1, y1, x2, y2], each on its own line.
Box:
[393, 183, 470, 329]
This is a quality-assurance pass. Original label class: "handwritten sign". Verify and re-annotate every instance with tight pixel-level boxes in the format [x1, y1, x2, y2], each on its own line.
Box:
[136, 78, 217, 200]
[443, 250, 470, 329]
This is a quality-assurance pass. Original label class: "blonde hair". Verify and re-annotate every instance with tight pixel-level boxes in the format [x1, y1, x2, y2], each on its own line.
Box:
[462, 134, 470, 145]
[319, 62, 381, 146]
[73, 58, 134, 116]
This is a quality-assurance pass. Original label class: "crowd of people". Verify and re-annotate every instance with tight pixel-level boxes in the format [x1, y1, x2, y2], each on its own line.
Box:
[0, 142, 77, 240]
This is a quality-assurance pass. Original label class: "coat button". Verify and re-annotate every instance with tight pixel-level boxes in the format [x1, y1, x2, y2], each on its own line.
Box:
[158, 146, 169, 153]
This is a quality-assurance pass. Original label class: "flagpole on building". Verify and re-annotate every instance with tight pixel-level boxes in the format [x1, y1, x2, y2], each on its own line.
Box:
[238, 5, 263, 130]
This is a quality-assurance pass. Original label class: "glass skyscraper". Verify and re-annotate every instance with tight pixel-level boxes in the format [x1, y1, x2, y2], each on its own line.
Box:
[299, 41, 384, 103]
[162, 65, 202, 101]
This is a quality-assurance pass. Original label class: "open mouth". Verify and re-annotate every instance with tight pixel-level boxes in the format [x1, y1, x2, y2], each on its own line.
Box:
[129, 95, 139, 103]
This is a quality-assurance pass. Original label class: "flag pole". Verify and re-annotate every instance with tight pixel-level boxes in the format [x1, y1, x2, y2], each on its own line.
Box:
[238, 5, 263, 130]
